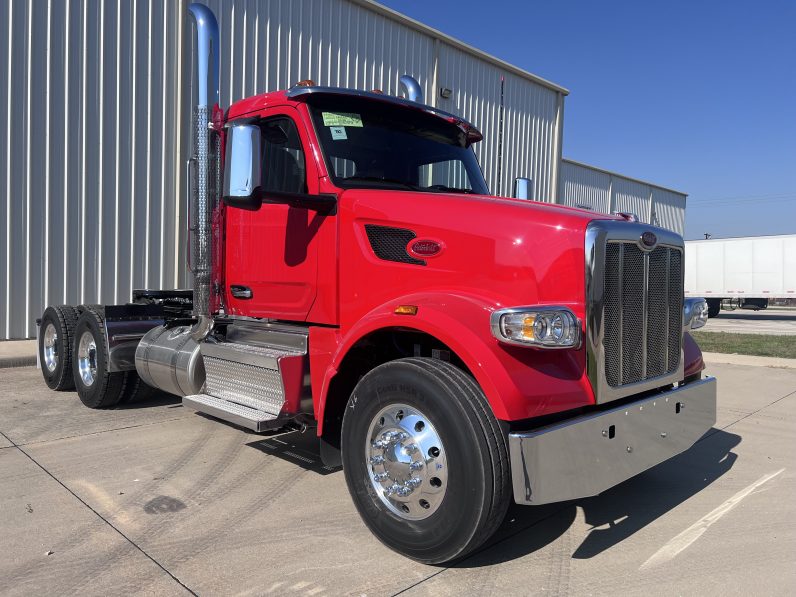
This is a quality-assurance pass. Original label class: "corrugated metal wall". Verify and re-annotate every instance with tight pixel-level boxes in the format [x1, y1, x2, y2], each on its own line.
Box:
[435, 45, 562, 199]
[0, 0, 184, 339]
[1, 0, 566, 339]
[559, 159, 687, 235]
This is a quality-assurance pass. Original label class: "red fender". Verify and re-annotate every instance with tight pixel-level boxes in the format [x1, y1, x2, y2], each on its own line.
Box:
[310, 292, 595, 434]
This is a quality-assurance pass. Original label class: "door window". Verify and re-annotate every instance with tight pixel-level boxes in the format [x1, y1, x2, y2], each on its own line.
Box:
[261, 117, 307, 195]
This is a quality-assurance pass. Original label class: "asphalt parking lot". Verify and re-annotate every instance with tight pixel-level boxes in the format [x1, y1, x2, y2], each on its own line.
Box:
[1, 360, 795, 596]
[703, 307, 796, 335]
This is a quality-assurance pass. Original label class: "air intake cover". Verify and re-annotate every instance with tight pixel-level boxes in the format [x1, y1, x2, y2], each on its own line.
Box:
[364, 225, 426, 266]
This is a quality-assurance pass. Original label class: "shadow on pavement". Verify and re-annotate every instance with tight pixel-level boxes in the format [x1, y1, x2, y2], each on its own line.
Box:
[246, 429, 341, 475]
[455, 428, 741, 568]
[712, 311, 796, 321]
[112, 392, 182, 410]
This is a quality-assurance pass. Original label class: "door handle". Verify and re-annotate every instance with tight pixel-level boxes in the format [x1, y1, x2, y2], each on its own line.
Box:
[230, 285, 253, 299]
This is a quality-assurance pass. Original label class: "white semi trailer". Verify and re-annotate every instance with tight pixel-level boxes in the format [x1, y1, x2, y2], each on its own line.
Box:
[685, 234, 796, 317]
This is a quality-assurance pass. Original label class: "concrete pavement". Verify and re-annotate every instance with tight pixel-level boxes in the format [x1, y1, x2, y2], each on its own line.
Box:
[703, 308, 796, 335]
[1, 360, 794, 596]
[0, 340, 36, 369]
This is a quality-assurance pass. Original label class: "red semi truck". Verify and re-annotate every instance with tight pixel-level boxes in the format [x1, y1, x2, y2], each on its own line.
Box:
[36, 4, 716, 564]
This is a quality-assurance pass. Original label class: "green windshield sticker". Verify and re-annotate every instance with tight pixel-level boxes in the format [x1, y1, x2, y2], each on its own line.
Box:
[322, 112, 363, 127]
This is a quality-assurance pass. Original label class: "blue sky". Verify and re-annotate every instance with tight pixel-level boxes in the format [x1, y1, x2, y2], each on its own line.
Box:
[378, 0, 796, 239]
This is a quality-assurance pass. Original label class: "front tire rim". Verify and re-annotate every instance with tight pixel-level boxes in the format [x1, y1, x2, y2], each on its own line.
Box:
[42, 323, 59, 372]
[77, 331, 98, 387]
[366, 403, 448, 521]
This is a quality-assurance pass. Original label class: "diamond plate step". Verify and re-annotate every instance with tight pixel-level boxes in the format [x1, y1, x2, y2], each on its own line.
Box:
[183, 393, 282, 432]
[200, 342, 308, 416]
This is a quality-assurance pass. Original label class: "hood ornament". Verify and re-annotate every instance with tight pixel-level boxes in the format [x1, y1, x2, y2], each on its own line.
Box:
[640, 230, 658, 250]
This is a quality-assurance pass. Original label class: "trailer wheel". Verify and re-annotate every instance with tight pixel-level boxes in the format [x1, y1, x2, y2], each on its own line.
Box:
[38, 305, 80, 390]
[340, 357, 510, 565]
[72, 306, 129, 408]
[706, 299, 721, 318]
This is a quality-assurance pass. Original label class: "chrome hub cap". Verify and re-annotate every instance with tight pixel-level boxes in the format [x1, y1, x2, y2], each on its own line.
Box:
[77, 331, 97, 387]
[42, 323, 59, 372]
[366, 404, 448, 520]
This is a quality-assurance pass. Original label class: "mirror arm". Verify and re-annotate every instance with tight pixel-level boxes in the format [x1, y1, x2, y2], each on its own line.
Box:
[224, 191, 337, 214]
[261, 191, 338, 214]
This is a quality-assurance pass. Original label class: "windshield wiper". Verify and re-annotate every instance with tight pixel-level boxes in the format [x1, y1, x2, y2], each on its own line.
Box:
[342, 176, 421, 191]
[425, 184, 475, 194]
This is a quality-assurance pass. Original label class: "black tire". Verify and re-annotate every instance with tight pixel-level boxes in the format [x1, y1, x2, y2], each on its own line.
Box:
[120, 372, 161, 404]
[72, 306, 130, 408]
[38, 305, 80, 390]
[706, 299, 721, 318]
[341, 357, 511, 565]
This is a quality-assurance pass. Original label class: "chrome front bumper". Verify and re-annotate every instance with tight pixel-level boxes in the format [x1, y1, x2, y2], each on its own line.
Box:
[509, 376, 717, 505]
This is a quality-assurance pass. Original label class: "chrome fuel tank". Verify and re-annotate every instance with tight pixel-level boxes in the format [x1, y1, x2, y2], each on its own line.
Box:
[135, 325, 205, 396]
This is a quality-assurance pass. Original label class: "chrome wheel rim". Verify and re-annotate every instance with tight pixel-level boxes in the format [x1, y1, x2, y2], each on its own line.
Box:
[366, 403, 448, 521]
[77, 331, 97, 387]
[42, 323, 58, 372]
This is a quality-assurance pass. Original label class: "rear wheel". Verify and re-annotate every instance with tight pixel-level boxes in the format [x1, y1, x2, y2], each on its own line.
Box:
[120, 372, 161, 404]
[38, 305, 80, 390]
[72, 306, 129, 408]
[341, 357, 510, 564]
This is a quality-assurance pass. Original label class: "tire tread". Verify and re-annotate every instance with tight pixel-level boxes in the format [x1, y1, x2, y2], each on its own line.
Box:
[400, 358, 511, 558]
[74, 306, 130, 408]
[39, 305, 80, 390]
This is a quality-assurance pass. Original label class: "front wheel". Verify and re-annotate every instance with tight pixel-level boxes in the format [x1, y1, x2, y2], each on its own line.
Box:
[341, 357, 510, 564]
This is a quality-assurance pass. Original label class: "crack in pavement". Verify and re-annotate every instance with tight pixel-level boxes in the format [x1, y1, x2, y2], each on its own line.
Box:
[0, 429, 197, 596]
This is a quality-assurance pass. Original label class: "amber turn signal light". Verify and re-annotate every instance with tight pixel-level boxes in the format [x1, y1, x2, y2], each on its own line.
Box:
[394, 305, 418, 316]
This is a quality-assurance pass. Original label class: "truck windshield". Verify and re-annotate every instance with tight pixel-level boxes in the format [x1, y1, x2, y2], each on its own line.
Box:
[306, 96, 489, 195]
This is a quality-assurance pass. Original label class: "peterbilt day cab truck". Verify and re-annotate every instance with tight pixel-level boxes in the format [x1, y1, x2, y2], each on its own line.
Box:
[36, 4, 716, 564]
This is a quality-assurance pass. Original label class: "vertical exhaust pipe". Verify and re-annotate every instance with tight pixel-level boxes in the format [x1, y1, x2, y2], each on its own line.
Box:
[399, 75, 423, 104]
[188, 3, 219, 339]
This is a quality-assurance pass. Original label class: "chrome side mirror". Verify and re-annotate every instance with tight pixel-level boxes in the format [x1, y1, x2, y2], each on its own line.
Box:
[223, 124, 261, 210]
[683, 297, 709, 331]
[513, 177, 532, 200]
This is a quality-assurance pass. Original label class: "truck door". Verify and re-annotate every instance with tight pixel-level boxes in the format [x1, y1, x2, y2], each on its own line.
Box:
[224, 108, 322, 321]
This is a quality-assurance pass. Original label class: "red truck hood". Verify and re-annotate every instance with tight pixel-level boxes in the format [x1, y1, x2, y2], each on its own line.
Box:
[340, 189, 617, 310]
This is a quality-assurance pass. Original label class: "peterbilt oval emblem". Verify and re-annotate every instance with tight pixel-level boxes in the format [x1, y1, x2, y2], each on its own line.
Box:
[408, 239, 444, 258]
[640, 231, 658, 249]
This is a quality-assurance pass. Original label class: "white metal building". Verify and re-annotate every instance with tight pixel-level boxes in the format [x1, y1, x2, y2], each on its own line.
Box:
[559, 159, 688, 235]
[0, 0, 683, 339]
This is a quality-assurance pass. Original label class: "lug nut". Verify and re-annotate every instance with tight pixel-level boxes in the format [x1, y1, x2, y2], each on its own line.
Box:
[403, 444, 419, 455]
[396, 486, 413, 497]
[369, 455, 385, 465]
[373, 472, 390, 482]
[409, 461, 424, 471]
[384, 483, 401, 497]
[371, 440, 386, 450]
[407, 477, 422, 488]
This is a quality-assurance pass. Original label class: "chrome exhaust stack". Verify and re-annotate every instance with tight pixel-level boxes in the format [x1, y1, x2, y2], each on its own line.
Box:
[134, 3, 220, 396]
[188, 3, 220, 340]
[399, 75, 423, 104]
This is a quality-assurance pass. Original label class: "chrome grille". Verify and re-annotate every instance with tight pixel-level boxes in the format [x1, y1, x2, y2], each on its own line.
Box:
[603, 242, 683, 388]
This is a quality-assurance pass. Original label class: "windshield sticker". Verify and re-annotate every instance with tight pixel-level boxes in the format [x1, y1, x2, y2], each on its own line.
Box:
[330, 126, 347, 140]
[322, 112, 363, 127]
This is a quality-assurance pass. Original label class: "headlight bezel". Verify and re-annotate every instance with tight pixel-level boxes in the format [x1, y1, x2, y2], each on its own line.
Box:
[490, 306, 582, 349]
[683, 297, 709, 331]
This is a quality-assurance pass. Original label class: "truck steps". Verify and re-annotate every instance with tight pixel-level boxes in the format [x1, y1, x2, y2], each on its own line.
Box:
[182, 324, 310, 432]
[183, 393, 280, 432]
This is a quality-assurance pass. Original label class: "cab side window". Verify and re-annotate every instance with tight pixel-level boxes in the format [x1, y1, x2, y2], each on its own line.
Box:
[261, 117, 307, 195]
